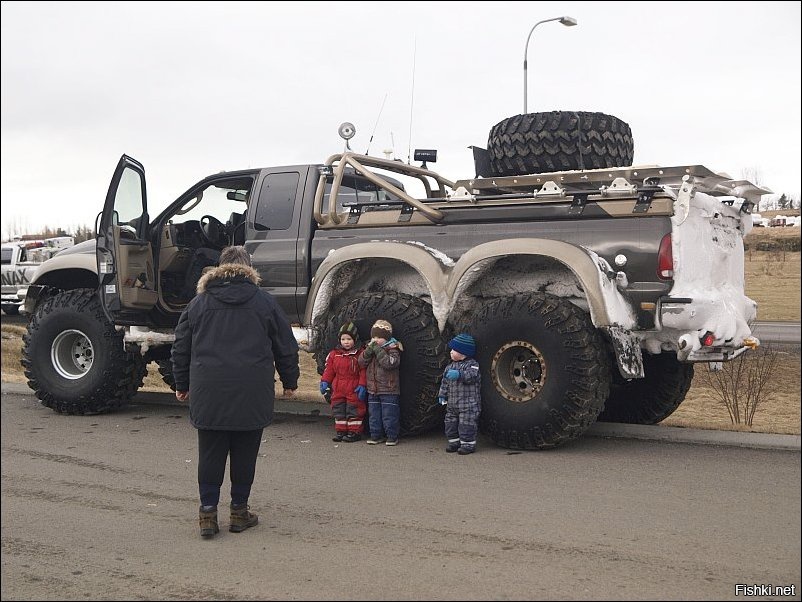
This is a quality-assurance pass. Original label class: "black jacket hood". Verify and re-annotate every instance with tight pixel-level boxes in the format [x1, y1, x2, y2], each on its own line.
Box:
[197, 263, 261, 305]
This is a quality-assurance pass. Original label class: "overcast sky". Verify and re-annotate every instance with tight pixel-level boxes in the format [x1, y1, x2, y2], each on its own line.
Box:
[2, 0, 800, 238]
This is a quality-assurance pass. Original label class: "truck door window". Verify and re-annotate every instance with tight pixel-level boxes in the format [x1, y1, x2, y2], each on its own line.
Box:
[254, 172, 299, 231]
[1, 248, 12, 265]
[115, 167, 146, 234]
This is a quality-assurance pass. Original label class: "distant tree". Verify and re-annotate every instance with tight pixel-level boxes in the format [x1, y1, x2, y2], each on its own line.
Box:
[73, 224, 94, 243]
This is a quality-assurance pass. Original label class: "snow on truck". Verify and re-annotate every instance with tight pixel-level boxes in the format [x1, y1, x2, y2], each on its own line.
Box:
[20, 111, 765, 449]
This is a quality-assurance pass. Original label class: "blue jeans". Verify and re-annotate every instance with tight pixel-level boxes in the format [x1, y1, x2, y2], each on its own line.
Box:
[368, 394, 400, 440]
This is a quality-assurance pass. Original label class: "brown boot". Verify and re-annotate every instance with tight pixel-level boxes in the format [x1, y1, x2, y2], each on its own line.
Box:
[229, 503, 258, 533]
[199, 505, 219, 538]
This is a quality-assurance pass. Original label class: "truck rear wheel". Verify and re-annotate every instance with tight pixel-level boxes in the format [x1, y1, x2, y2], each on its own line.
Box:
[487, 111, 634, 176]
[597, 352, 694, 424]
[466, 293, 610, 449]
[315, 291, 447, 435]
[21, 288, 146, 414]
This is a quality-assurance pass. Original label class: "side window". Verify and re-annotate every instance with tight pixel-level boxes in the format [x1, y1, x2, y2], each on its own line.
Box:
[115, 167, 145, 228]
[254, 172, 299, 231]
[322, 175, 403, 213]
[322, 177, 358, 214]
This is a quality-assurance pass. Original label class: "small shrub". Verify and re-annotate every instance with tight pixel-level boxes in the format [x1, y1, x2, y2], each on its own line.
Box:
[699, 344, 781, 426]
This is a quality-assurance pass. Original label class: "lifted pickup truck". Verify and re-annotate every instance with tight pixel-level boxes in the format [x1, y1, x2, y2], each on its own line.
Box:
[21, 123, 765, 449]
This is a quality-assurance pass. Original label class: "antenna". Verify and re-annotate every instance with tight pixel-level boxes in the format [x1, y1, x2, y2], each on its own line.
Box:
[365, 93, 388, 155]
[407, 36, 416, 165]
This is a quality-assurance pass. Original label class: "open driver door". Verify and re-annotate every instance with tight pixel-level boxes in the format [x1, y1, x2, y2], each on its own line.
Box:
[96, 154, 158, 325]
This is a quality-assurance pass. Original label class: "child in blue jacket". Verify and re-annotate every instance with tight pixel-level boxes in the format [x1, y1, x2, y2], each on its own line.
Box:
[438, 333, 481, 455]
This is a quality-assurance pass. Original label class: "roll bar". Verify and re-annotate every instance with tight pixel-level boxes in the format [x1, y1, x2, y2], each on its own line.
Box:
[312, 152, 453, 225]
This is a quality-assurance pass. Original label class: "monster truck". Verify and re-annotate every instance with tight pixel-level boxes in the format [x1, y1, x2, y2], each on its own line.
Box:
[21, 113, 765, 449]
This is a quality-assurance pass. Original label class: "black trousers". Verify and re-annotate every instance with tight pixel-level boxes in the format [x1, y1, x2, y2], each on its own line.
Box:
[197, 428, 264, 507]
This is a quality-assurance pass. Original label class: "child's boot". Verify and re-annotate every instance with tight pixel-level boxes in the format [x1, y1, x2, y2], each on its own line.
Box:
[199, 505, 219, 538]
[229, 503, 258, 532]
[457, 444, 476, 455]
[446, 439, 460, 453]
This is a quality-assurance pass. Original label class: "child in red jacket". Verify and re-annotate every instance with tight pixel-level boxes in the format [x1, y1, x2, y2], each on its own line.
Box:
[320, 322, 367, 442]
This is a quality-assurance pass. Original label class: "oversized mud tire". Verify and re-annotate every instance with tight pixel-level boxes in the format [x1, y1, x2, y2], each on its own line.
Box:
[464, 293, 610, 449]
[597, 352, 693, 424]
[315, 292, 447, 435]
[487, 111, 634, 176]
[21, 288, 146, 414]
[157, 359, 177, 391]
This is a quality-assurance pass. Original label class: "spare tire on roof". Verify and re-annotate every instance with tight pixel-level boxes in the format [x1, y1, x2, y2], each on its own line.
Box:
[486, 111, 634, 176]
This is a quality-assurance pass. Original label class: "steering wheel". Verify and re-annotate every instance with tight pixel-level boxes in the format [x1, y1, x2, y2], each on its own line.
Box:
[199, 215, 227, 250]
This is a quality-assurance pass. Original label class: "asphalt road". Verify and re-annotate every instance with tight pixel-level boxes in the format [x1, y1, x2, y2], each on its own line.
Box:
[2, 385, 800, 601]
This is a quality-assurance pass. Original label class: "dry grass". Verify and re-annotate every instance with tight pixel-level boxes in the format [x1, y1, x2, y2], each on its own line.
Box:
[742, 229, 801, 320]
[743, 250, 801, 320]
[663, 347, 800, 435]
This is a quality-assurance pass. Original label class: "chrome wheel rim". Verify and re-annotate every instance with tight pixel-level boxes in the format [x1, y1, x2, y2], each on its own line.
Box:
[51, 329, 94, 379]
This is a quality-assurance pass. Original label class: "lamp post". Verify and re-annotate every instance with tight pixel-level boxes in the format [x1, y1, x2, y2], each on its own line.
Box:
[523, 16, 577, 114]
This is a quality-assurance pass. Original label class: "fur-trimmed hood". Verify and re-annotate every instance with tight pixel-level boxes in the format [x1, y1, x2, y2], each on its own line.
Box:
[196, 263, 260, 294]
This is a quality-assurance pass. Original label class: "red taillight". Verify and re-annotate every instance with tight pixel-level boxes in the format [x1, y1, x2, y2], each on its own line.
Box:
[701, 332, 715, 346]
[657, 233, 673, 280]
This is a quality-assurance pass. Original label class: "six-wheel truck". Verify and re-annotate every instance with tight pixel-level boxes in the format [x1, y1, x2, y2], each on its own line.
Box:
[20, 111, 764, 449]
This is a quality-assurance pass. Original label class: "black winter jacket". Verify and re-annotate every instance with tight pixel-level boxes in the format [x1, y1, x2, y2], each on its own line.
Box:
[171, 263, 299, 430]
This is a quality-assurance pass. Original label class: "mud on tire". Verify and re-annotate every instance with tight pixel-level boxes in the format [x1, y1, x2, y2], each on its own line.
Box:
[487, 111, 634, 176]
[464, 293, 610, 450]
[314, 292, 447, 435]
[21, 288, 146, 414]
[597, 352, 694, 424]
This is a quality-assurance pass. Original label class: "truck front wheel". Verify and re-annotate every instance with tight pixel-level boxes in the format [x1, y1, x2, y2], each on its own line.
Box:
[315, 291, 447, 435]
[21, 288, 146, 414]
[597, 352, 694, 424]
[466, 293, 610, 449]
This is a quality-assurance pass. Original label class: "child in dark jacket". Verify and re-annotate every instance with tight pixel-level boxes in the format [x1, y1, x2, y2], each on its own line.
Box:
[358, 319, 403, 446]
[438, 333, 481, 455]
[321, 322, 367, 442]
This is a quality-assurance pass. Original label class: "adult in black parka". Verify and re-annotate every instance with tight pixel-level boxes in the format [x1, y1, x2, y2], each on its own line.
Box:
[171, 245, 299, 537]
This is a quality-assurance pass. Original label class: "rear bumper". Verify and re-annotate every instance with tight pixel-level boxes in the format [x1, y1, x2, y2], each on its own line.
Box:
[645, 295, 757, 362]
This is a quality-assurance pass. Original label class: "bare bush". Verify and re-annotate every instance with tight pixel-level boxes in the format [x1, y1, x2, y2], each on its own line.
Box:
[700, 344, 781, 426]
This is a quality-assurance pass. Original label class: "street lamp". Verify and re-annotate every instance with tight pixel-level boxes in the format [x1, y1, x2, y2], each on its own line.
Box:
[523, 16, 577, 114]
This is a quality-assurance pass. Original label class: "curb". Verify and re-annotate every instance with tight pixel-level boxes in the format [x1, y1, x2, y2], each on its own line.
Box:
[3, 382, 799, 451]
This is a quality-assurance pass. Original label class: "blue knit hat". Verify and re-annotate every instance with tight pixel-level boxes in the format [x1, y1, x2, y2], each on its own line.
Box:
[449, 333, 476, 358]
